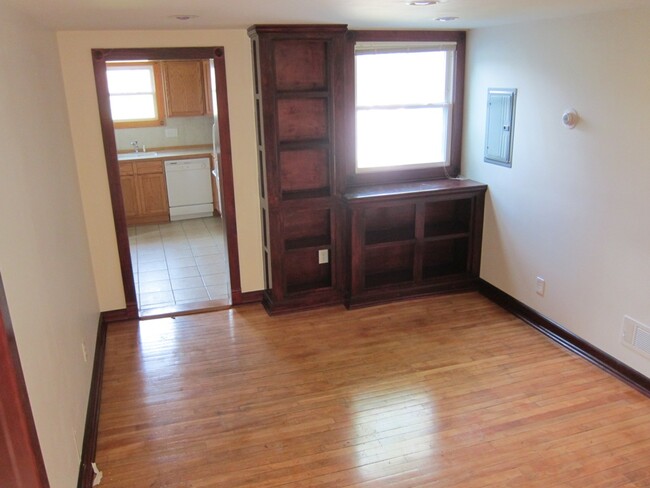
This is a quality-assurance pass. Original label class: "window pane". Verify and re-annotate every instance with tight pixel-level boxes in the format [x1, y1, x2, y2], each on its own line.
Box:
[107, 67, 154, 95]
[356, 108, 447, 169]
[356, 51, 448, 107]
[110, 94, 157, 121]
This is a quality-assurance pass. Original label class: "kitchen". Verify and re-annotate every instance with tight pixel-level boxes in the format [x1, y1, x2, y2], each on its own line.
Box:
[108, 57, 231, 313]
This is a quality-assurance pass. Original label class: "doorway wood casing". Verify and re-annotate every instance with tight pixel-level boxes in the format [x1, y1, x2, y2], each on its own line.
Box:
[91, 47, 242, 319]
[0, 274, 50, 488]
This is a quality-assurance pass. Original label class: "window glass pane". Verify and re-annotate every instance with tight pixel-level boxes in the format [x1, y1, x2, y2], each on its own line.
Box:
[110, 94, 157, 121]
[107, 67, 155, 95]
[356, 51, 448, 107]
[356, 107, 446, 169]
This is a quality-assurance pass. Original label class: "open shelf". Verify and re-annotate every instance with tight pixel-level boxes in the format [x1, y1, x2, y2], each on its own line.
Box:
[366, 228, 416, 246]
[422, 238, 469, 280]
[284, 247, 332, 294]
[283, 208, 331, 250]
[280, 146, 330, 199]
[344, 180, 487, 307]
[285, 236, 330, 251]
[364, 243, 414, 289]
[424, 199, 471, 238]
[364, 204, 416, 245]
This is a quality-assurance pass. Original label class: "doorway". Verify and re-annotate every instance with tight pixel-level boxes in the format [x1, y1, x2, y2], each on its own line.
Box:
[92, 47, 242, 319]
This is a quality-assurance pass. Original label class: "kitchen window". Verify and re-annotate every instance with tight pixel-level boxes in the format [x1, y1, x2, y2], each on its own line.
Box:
[106, 62, 165, 128]
[344, 31, 465, 186]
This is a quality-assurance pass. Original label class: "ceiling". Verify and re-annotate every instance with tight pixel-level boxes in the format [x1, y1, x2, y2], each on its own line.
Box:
[5, 0, 649, 31]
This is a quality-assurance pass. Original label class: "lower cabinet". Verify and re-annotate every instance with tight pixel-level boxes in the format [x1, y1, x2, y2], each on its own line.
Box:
[344, 179, 487, 308]
[119, 160, 169, 225]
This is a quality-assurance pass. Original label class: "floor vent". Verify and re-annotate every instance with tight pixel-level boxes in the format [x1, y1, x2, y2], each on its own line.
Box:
[622, 316, 650, 359]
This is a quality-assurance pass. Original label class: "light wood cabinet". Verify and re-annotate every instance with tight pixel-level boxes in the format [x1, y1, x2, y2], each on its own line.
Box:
[119, 160, 169, 225]
[162, 60, 210, 117]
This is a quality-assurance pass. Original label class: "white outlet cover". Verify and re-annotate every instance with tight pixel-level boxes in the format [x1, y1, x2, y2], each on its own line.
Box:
[318, 249, 329, 264]
[535, 277, 545, 296]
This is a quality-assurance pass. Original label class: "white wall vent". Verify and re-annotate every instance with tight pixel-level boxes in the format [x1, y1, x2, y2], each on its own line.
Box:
[622, 315, 650, 359]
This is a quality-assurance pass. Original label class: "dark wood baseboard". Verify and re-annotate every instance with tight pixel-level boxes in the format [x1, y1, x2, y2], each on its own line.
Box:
[478, 279, 650, 397]
[77, 314, 109, 488]
[101, 303, 138, 323]
[232, 289, 264, 305]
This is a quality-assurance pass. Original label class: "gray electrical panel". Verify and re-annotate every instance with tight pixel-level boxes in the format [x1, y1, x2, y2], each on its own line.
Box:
[484, 88, 517, 167]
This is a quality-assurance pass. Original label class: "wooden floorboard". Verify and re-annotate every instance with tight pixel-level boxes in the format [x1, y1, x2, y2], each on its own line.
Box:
[95, 292, 650, 487]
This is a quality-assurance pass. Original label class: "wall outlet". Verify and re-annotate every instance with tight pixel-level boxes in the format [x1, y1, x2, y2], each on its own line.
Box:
[81, 341, 88, 363]
[536, 276, 545, 296]
[165, 128, 178, 138]
[318, 249, 329, 264]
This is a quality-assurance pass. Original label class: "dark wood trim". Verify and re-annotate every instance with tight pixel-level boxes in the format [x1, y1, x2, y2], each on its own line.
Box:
[91, 47, 241, 317]
[212, 47, 243, 301]
[478, 279, 650, 397]
[91, 50, 138, 314]
[77, 314, 109, 488]
[232, 290, 264, 305]
[0, 274, 50, 488]
[101, 305, 138, 323]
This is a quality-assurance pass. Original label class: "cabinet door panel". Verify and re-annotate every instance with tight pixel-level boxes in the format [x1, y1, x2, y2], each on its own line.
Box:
[120, 175, 139, 219]
[137, 173, 168, 217]
[163, 60, 207, 117]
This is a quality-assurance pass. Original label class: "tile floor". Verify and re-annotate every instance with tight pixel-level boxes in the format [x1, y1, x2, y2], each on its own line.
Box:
[128, 217, 230, 310]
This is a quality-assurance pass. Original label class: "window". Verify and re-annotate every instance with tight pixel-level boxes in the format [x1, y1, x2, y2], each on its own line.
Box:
[355, 42, 456, 172]
[106, 62, 165, 128]
[343, 31, 465, 186]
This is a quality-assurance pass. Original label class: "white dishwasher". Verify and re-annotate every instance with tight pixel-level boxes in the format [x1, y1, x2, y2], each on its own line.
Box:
[164, 158, 214, 221]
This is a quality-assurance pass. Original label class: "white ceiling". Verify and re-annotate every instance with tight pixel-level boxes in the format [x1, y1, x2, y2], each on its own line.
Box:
[4, 0, 649, 31]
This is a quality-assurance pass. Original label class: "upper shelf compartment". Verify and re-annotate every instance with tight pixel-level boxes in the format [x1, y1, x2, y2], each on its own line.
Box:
[273, 40, 329, 92]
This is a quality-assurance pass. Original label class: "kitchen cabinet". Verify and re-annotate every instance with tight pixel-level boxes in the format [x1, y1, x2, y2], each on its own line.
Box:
[162, 60, 210, 117]
[119, 160, 169, 225]
[249, 25, 347, 313]
[344, 180, 487, 308]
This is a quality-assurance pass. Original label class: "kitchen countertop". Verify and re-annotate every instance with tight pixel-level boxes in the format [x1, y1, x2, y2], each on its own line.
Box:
[117, 146, 213, 162]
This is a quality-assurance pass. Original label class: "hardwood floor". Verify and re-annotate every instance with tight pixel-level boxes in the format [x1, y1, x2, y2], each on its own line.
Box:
[96, 292, 650, 487]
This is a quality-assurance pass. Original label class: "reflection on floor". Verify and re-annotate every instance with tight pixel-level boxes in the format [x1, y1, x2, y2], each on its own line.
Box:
[128, 217, 229, 310]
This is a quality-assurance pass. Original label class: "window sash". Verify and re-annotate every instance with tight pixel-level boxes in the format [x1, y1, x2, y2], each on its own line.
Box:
[354, 43, 456, 172]
[106, 62, 164, 128]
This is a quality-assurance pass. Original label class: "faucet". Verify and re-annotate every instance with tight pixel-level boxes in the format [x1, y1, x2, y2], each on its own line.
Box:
[130, 141, 140, 153]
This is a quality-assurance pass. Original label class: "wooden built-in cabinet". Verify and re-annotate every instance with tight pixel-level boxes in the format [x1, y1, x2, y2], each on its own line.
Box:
[249, 25, 347, 313]
[249, 24, 486, 313]
[119, 160, 169, 225]
[344, 180, 487, 308]
[162, 60, 212, 117]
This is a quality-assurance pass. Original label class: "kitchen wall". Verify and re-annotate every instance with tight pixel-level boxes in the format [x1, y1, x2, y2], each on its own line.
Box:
[57, 30, 263, 311]
[463, 7, 650, 376]
[114, 115, 214, 151]
[0, 2, 100, 486]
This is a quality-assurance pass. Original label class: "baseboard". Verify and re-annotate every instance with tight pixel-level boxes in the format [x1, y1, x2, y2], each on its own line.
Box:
[77, 314, 109, 488]
[101, 303, 138, 323]
[478, 279, 650, 397]
[232, 289, 264, 305]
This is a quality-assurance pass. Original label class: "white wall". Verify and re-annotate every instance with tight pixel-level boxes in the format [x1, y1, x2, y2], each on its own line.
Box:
[463, 8, 650, 377]
[0, 3, 100, 486]
[57, 30, 263, 311]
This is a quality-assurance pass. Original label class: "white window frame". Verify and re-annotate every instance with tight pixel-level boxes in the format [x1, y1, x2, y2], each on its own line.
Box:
[354, 41, 457, 173]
